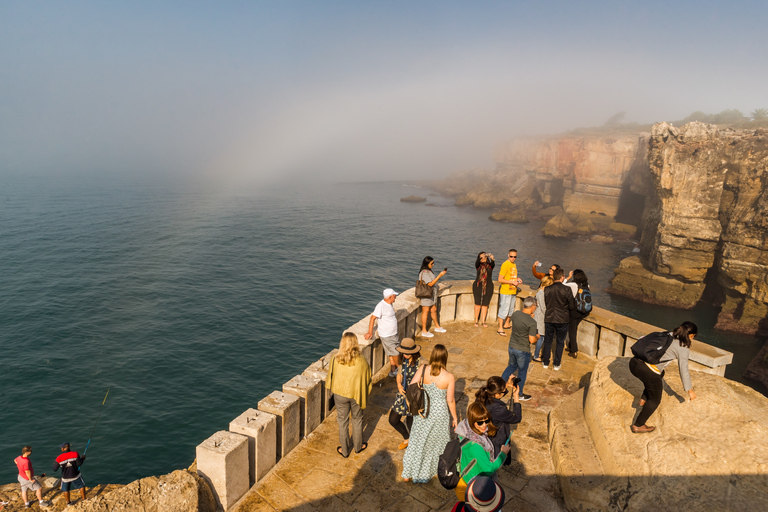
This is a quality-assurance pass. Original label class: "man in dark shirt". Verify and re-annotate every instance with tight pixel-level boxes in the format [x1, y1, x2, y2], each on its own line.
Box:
[501, 296, 539, 401]
[542, 268, 576, 370]
[52, 442, 87, 506]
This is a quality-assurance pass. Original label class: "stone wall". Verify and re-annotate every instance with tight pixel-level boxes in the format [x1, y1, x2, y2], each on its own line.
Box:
[195, 280, 733, 509]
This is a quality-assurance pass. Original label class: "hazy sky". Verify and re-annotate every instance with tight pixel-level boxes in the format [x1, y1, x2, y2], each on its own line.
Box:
[1, 1, 766, 184]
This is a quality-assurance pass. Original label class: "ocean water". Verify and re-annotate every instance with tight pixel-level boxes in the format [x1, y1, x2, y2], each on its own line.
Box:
[1, 175, 763, 485]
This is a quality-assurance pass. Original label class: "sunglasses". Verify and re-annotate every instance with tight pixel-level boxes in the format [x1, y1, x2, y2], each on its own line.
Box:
[475, 419, 491, 426]
[501, 389, 509, 397]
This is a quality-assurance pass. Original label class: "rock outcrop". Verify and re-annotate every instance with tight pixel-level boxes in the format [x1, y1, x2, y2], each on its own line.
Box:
[609, 123, 768, 332]
[549, 356, 768, 511]
[431, 133, 648, 239]
[0, 470, 217, 512]
[399, 195, 426, 203]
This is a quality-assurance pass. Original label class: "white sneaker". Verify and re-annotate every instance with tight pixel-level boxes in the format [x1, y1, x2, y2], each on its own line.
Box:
[554, 365, 561, 371]
[434, 327, 447, 333]
[542, 363, 549, 369]
[421, 331, 434, 338]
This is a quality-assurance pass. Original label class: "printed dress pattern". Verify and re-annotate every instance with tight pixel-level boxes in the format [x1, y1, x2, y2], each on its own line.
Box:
[391, 361, 419, 416]
[401, 383, 451, 483]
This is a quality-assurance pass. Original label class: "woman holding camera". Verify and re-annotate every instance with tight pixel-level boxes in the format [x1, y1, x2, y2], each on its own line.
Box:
[475, 375, 522, 461]
[472, 252, 495, 327]
[418, 256, 447, 338]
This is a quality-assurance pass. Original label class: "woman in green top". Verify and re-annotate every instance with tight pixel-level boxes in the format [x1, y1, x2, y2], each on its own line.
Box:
[327, 332, 372, 457]
[453, 401, 511, 500]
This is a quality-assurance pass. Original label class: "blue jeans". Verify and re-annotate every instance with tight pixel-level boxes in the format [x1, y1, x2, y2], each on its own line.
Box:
[543, 322, 569, 366]
[533, 332, 544, 359]
[501, 347, 531, 394]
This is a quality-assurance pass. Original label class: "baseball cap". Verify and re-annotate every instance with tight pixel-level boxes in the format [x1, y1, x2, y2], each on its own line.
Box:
[383, 288, 399, 298]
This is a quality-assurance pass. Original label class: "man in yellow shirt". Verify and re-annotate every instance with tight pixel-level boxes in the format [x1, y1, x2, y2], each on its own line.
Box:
[497, 249, 523, 335]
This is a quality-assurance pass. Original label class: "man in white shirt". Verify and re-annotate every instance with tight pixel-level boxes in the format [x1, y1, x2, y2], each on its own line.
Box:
[365, 288, 401, 377]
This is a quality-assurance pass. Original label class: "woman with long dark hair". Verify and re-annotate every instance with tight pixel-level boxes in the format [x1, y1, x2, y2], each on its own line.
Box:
[418, 256, 447, 338]
[629, 321, 698, 433]
[566, 269, 590, 357]
[475, 376, 522, 461]
[472, 252, 495, 328]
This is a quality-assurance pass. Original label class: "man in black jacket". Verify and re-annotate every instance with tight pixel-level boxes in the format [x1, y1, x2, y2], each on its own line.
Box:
[542, 268, 576, 370]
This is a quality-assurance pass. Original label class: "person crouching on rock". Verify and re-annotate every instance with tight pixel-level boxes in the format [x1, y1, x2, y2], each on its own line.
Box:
[628, 321, 698, 433]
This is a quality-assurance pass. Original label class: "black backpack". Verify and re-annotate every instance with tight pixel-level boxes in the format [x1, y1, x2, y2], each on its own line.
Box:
[437, 437, 475, 490]
[405, 365, 430, 418]
[575, 288, 592, 315]
[631, 331, 674, 364]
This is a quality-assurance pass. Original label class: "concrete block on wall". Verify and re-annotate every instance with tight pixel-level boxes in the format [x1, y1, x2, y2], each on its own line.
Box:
[598, 328, 625, 358]
[283, 375, 322, 439]
[372, 338, 385, 373]
[196, 430, 249, 511]
[440, 294, 457, 323]
[578, 321, 600, 357]
[305, 350, 336, 419]
[486, 293, 499, 322]
[229, 409, 277, 485]
[257, 391, 300, 461]
[624, 337, 638, 357]
[456, 294, 475, 322]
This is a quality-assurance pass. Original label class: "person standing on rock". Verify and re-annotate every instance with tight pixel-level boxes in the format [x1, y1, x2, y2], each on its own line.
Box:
[629, 322, 698, 433]
[52, 442, 87, 506]
[472, 252, 495, 328]
[541, 268, 576, 371]
[497, 249, 522, 336]
[532, 275, 554, 362]
[364, 288, 401, 378]
[565, 269, 591, 358]
[389, 338, 421, 450]
[14, 446, 51, 508]
[501, 296, 538, 400]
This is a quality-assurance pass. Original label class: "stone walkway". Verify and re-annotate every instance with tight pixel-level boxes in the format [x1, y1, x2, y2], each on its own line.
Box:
[231, 323, 596, 512]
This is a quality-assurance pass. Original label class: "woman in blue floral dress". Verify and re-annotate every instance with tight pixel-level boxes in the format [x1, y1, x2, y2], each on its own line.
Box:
[402, 344, 458, 483]
[389, 338, 421, 450]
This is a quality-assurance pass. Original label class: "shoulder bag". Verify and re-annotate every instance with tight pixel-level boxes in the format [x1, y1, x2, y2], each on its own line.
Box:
[415, 270, 434, 299]
[405, 364, 430, 418]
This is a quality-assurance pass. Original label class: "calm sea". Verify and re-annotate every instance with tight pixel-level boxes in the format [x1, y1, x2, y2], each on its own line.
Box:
[1, 175, 763, 484]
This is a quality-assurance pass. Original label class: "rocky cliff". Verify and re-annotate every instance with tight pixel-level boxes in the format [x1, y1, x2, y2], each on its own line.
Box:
[609, 122, 768, 336]
[431, 133, 646, 240]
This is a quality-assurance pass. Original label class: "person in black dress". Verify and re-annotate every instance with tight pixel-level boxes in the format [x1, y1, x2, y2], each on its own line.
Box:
[473, 252, 495, 327]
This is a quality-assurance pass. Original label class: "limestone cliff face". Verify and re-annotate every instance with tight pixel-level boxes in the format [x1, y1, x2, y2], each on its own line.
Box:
[433, 133, 648, 221]
[610, 122, 768, 334]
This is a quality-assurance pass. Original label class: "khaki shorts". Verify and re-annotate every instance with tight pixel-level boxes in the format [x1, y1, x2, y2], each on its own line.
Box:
[18, 475, 41, 492]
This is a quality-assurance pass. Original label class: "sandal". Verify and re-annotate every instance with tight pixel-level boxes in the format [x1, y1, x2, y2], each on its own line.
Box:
[532, 357, 542, 362]
[497, 331, 506, 336]
[482, 323, 488, 328]
[336, 446, 349, 458]
[355, 442, 368, 454]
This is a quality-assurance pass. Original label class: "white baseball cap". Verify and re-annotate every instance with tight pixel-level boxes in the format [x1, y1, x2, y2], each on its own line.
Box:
[383, 288, 399, 298]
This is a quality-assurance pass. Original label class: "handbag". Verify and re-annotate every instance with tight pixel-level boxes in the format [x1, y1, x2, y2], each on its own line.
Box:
[415, 271, 433, 299]
[405, 364, 430, 418]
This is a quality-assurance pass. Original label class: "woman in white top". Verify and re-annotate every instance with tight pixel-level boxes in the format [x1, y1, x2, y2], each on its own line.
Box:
[418, 256, 447, 338]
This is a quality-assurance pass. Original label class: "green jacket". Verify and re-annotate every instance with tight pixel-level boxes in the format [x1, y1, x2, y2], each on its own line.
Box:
[458, 438, 506, 483]
[326, 354, 372, 409]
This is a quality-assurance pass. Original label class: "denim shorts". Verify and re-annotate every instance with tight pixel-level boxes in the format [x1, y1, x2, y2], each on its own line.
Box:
[498, 293, 515, 318]
[61, 476, 85, 491]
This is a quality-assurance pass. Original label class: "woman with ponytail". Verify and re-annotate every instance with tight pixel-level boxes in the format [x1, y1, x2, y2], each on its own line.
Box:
[629, 321, 698, 433]
[475, 376, 522, 460]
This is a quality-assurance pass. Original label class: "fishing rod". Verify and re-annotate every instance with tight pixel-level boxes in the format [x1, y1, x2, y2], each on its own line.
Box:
[83, 388, 110, 455]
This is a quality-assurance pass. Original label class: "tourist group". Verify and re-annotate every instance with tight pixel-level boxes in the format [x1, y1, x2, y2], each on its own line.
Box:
[326, 250, 698, 511]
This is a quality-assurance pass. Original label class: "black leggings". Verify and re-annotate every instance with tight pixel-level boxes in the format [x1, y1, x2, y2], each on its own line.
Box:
[568, 316, 583, 353]
[629, 357, 664, 426]
[388, 409, 414, 440]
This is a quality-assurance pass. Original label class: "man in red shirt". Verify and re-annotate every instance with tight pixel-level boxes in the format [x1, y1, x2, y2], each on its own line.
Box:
[14, 445, 51, 508]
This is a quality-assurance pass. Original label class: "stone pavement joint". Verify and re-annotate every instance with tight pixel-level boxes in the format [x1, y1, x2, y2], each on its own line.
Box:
[230, 322, 596, 512]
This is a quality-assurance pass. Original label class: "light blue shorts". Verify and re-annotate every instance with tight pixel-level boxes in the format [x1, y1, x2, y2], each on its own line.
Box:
[498, 293, 516, 318]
